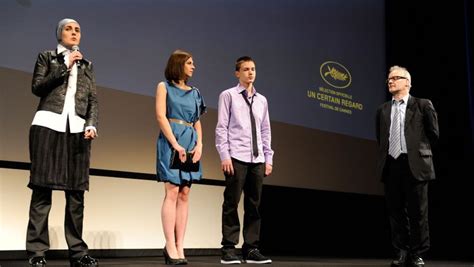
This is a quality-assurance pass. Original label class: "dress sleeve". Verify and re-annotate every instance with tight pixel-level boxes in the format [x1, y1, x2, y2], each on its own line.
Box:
[195, 88, 207, 117]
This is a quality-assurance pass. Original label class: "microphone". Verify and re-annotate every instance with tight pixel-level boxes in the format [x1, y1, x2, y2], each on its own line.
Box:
[71, 45, 81, 67]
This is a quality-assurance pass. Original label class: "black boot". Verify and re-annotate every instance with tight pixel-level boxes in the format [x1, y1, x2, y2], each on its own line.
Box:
[70, 255, 98, 267]
[29, 256, 47, 267]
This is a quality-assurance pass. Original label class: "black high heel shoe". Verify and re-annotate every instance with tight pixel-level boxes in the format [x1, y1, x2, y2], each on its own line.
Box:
[163, 247, 184, 265]
[179, 258, 188, 265]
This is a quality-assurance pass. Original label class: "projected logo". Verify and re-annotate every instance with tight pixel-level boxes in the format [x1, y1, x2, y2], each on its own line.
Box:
[320, 61, 352, 89]
[308, 60, 362, 116]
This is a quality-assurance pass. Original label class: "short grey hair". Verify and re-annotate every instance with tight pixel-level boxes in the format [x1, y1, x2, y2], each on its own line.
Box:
[56, 18, 79, 43]
[389, 65, 411, 87]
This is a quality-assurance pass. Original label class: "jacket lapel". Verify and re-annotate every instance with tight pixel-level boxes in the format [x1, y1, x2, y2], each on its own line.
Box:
[382, 101, 391, 130]
[405, 96, 415, 127]
[51, 49, 65, 65]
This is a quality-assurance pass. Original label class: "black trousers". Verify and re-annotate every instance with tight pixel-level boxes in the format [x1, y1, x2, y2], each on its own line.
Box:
[26, 187, 89, 260]
[221, 158, 265, 253]
[384, 154, 430, 256]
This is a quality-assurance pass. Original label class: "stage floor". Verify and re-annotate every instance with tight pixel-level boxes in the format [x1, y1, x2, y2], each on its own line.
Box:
[1, 256, 472, 267]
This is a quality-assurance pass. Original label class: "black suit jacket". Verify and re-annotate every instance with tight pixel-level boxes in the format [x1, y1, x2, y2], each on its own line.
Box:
[376, 95, 439, 181]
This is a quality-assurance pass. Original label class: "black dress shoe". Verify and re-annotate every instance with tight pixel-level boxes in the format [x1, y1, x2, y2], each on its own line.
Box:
[410, 255, 425, 267]
[29, 256, 47, 267]
[70, 255, 99, 267]
[391, 251, 407, 266]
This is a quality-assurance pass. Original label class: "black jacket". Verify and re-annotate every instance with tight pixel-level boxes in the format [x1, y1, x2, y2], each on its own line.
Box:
[32, 49, 98, 128]
[376, 96, 439, 181]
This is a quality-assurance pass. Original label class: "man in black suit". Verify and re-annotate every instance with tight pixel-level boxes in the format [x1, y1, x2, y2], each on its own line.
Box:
[376, 66, 439, 267]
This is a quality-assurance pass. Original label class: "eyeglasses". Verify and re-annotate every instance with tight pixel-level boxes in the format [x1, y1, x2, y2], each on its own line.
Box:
[386, 76, 407, 83]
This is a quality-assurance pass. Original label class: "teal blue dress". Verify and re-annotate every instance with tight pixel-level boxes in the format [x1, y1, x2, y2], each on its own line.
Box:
[156, 81, 206, 185]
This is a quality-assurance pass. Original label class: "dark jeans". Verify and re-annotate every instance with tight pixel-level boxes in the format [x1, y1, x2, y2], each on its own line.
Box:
[26, 187, 89, 260]
[221, 158, 265, 254]
[384, 154, 430, 256]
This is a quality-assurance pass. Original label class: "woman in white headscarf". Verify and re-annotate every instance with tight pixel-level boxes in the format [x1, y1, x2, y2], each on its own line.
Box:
[26, 18, 98, 267]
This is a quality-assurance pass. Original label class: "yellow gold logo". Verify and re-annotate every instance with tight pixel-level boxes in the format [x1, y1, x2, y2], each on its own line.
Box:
[320, 61, 352, 89]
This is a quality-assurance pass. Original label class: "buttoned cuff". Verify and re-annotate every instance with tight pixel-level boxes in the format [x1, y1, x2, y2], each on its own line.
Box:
[85, 126, 97, 134]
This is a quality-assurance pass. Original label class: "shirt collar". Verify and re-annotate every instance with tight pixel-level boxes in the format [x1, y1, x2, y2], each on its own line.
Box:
[235, 83, 258, 97]
[57, 43, 69, 55]
[392, 94, 409, 104]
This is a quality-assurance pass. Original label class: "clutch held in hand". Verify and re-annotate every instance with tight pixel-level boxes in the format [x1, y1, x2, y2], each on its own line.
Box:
[170, 149, 199, 172]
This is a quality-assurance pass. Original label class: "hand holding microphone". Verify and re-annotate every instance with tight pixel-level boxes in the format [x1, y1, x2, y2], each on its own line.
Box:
[69, 45, 83, 68]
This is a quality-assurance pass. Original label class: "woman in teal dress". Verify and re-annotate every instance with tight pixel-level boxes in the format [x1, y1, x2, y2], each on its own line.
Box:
[155, 50, 205, 264]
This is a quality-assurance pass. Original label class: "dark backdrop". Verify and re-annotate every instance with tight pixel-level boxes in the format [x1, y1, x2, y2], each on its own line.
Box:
[260, 0, 474, 261]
